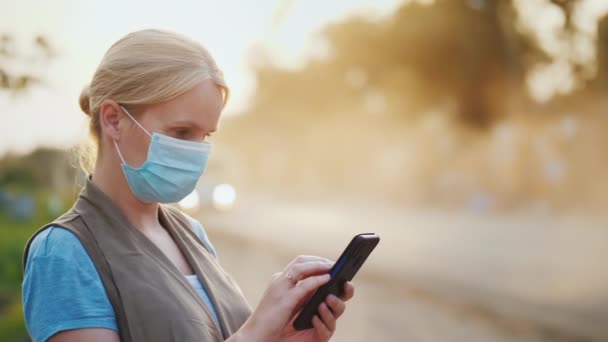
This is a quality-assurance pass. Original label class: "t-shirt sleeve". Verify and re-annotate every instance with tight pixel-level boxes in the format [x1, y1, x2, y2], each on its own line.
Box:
[22, 226, 118, 342]
[181, 212, 218, 258]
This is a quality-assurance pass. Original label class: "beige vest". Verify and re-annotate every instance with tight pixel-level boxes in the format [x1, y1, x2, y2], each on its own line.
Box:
[23, 179, 252, 341]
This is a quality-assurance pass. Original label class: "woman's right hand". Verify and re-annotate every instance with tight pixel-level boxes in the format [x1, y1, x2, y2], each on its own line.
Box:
[233, 255, 334, 341]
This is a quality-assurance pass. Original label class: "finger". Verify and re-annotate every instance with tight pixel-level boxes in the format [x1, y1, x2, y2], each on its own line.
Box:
[290, 274, 330, 304]
[326, 294, 346, 318]
[312, 315, 332, 341]
[318, 302, 337, 332]
[287, 261, 333, 283]
[284, 255, 333, 272]
[342, 281, 355, 301]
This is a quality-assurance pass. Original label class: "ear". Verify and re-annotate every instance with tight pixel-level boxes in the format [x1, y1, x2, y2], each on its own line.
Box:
[99, 100, 123, 141]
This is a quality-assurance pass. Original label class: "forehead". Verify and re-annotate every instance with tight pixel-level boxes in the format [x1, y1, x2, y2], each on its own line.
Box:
[145, 79, 224, 130]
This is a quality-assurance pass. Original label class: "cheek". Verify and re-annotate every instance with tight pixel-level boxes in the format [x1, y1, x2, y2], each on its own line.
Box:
[120, 128, 151, 168]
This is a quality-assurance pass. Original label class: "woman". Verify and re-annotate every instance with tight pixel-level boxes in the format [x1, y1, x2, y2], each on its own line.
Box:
[21, 29, 354, 342]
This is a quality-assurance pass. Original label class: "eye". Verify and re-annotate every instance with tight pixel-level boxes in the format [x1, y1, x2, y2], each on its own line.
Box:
[173, 128, 190, 139]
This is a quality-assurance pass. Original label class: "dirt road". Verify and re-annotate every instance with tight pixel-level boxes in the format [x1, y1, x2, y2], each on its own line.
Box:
[196, 194, 608, 341]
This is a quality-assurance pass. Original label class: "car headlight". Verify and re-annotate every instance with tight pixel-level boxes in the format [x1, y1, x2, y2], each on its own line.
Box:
[178, 189, 201, 211]
[212, 183, 236, 211]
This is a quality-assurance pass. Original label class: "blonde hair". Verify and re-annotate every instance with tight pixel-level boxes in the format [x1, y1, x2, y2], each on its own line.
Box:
[77, 29, 228, 171]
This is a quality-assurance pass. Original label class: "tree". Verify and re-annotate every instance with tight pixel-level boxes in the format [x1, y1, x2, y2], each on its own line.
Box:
[239, 0, 607, 128]
[0, 33, 54, 91]
[592, 14, 608, 91]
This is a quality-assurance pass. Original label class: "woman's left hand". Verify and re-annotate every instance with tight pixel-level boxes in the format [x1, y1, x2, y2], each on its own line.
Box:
[280, 281, 355, 342]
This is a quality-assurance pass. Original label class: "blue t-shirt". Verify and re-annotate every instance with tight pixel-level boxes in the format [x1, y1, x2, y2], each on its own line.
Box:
[22, 214, 219, 342]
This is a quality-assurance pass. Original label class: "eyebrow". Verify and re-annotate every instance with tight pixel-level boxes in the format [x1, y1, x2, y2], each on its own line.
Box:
[169, 120, 216, 133]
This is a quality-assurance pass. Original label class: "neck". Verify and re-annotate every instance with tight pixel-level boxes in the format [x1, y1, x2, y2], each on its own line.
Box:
[91, 153, 160, 231]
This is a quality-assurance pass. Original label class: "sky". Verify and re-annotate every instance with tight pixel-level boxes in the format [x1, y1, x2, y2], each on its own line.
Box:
[0, 0, 402, 155]
[3, 0, 607, 156]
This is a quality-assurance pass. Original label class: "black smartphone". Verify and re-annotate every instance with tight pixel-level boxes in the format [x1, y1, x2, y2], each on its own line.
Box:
[293, 232, 380, 330]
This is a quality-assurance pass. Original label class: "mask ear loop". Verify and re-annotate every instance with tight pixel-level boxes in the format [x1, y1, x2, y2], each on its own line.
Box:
[119, 105, 152, 137]
[113, 140, 127, 165]
[113, 105, 151, 166]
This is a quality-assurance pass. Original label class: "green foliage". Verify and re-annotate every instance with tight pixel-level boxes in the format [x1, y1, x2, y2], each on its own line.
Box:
[0, 191, 73, 341]
[0, 31, 66, 339]
[0, 147, 78, 192]
[0, 301, 28, 342]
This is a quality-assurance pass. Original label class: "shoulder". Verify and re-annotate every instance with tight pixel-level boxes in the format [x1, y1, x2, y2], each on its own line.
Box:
[27, 225, 90, 263]
[176, 210, 218, 258]
[23, 226, 118, 341]
[24, 225, 104, 288]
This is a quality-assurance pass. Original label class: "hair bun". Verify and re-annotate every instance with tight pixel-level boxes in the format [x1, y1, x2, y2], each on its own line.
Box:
[79, 86, 92, 116]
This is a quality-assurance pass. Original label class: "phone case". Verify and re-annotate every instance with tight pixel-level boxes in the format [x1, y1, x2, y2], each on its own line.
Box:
[292, 233, 380, 330]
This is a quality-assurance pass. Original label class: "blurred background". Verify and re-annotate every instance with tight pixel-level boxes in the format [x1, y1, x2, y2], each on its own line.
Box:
[1, 0, 608, 341]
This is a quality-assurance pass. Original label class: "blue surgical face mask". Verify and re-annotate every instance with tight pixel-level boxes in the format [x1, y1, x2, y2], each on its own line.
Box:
[113, 106, 211, 203]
